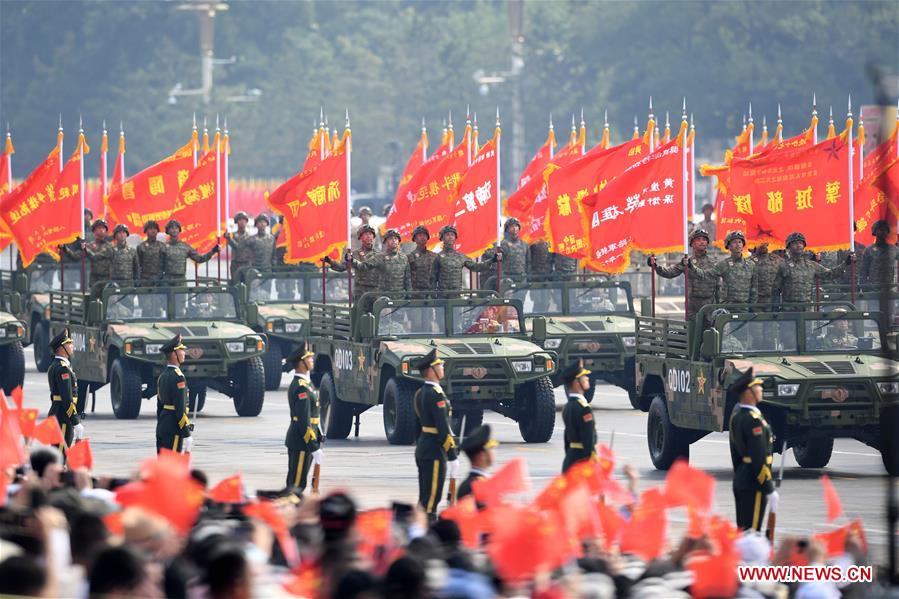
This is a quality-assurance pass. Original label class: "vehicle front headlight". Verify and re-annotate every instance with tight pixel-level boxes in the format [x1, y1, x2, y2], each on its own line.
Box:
[622, 336, 636, 348]
[145, 343, 163, 354]
[226, 342, 244, 353]
[777, 383, 800, 396]
[511, 360, 533, 373]
[877, 381, 899, 395]
[543, 338, 561, 349]
[285, 322, 302, 333]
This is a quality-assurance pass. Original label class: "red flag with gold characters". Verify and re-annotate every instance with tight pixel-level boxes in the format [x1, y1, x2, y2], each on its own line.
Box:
[268, 135, 349, 263]
[517, 142, 582, 244]
[172, 141, 222, 252]
[105, 134, 196, 231]
[727, 135, 851, 250]
[451, 135, 499, 256]
[854, 127, 899, 244]
[545, 138, 647, 260]
[582, 138, 686, 273]
[386, 140, 450, 239]
[398, 143, 468, 249]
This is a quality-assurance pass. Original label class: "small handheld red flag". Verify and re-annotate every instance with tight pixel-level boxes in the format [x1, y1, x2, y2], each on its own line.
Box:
[17, 409, 38, 439]
[66, 439, 93, 471]
[471, 457, 530, 506]
[208, 474, 244, 503]
[664, 459, 716, 513]
[33, 417, 64, 446]
[821, 474, 844, 522]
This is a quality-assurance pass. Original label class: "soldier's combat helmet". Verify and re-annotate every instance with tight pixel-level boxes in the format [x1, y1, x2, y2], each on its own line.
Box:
[688, 228, 710, 245]
[415, 348, 445, 373]
[113, 224, 129, 237]
[358, 206, 373, 216]
[561, 359, 591, 385]
[165, 219, 182, 233]
[254, 213, 270, 226]
[356, 224, 376, 239]
[90, 219, 109, 232]
[724, 230, 746, 249]
[143, 220, 160, 233]
[283, 342, 314, 372]
[785, 231, 806, 248]
[160, 334, 187, 354]
[49, 328, 73, 351]
[234, 211, 249, 224]
[504, 217, 522, 231]
[872, 219, 890, 235]
[383, 228, 402, 242]
[460, 424, 499, 455]
[726, 367, 763, 403]
[412, 225, 430, 240]
[439, 225, 458, 240]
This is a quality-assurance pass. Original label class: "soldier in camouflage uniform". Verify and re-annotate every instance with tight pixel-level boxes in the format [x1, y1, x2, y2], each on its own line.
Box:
[528, 240, 553, 280]
[109, 224, 139, 281]
[324, 224, 380, 307]
[772, 232, 851, 306]
[652, 228, 719, 321]
[860, 219, 898, 287]
[408, 225, 438, 291]
[162, 219, 219, 281]
[689, 231, 757, 304]
[137, 221, 165, 281]
[433, 225, 496, 293]
[224, 211, 253, 280]
[553, 253, 579, 280]
[351, 206, 379, 251]
[62, 219, 114, 295]
[246, 214, 277, 271]
[349, 229, 411, 308]
[482, 217, 529, 290]
[750, 243, 782, 306]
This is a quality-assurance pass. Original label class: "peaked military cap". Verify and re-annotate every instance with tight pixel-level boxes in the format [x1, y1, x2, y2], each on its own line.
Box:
[688, 228, 710, 244]
[283, 343, 314, 371]
[460, 424, 499, 453]
[728, 367, 763, 401]
[90, 219, 109, 232]
[143, 220, 160, 233]
[113, 224, 130, 237]
[412, 225, 430, 240]
[49, 328, 73, 350]
[254, 213, 270, 225]
[562, 359, 591, 385]
[383, 228, 401, 242]
[165, 219, 182, 232]
[356, 224, 376, 239]
[504, 217, 521, 231]
[415, 348, 445, 373]
[358, 206, 373, 216]
[234, 211, 250, 223]
[161, 334, 187, 354]
[724, 230, 746, 248]
[785, 231, 806, 247]
[439, 225, 458, 240]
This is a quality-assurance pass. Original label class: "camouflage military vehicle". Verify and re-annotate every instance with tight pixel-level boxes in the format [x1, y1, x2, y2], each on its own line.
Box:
[240, 266, 349, 390]
[307, 291, 556, 444]
[634, 303, 899, 474]
[47, 280, 267, 419]
[505, 277, 639, 407]
[0, 301, 26, 394]
[1, 262, 83, 371]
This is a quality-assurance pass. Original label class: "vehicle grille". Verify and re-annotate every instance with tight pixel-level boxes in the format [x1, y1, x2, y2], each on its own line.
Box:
[799, 361, 855, 375]
[182, 341, 223, 363]
[444, 342, 494, 355]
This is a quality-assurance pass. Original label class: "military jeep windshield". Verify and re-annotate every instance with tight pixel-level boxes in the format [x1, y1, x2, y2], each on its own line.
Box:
[377, 306, 447, 336]
[720, 320, 798, 353]
[174, 291, 238, 319]
[310, 278, 349, 303]
[107, 293, 167, 320]
[508, 288, 563, 314]
[248, 277, 306, 302]
[568, 287, 629, 314]
[31, 267, 83, 292]
[807, 316, 883, 352]
[717, 314, 883, 354]
[452, 305, 522, 335]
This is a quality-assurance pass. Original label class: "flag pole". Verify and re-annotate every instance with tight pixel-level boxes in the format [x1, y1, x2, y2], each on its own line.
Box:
[6, 125, 13, 271]
[101, 121, 108, 218]
[549, 113, 555, 159]
[580, 107, 586, 155]
[495, 107, 502, 293]
[681, 100, 689, 321]
[847, 97, 856, 303]
[748, 102, 754, 155]
[58, 114, 64, 174]
[215, 115, 222, 282]
[223, 119, 230, 280]
[812, 93, 818, 145]
[648, 97, 655, 154]
[466, 105, 472, 166]
[777, 104, 783, 143]
[422, 117, 428, 162]
[346, 109, 353, 309]
[79, 116, 86, 292]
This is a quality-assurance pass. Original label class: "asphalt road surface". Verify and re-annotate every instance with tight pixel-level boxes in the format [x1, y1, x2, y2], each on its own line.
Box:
[15, 360, 896, 562]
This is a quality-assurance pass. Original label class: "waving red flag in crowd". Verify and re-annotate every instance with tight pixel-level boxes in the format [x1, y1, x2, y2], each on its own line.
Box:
[172, 133, 223, 252]
[209, 474, 244, 503]
[451, 131, 500, 255]
[66, 439, 93, 471]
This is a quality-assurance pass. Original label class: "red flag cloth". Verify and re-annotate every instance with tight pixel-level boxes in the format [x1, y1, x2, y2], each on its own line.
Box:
[472, 457, 530, 507]
[688, 551, 739, 599]
[208, 474, 244, 503]
[66, 439, 93, 471]
[0, 390, 7, 412]
[565, 459, 609, 495]
[619, 501, 668, 561]
[595, 501, 625, 552]
[452, 136, 499, 256]
[116, 453, 204, 534]
[10, 387, 22, 411]
[282, 562, 323, 598]
[0, 143, 11, 197]
[544, 139, 646, 260]
[399, 144, 469, 248]
[105, 136, 195, 231]
[533, 473, 571, 511]
[820, 474, 844, 522]
[814, 519, 867, 557]
[853, 129, 898, 246]
[268, 142, 349, 264]
[440, 496, 482, 548]
[397, 133, 428, 194]
[487, 505, 570, 582]
[726, 136, 851, 251]
[560, 483, 602, 541]
[244, 500, 300, 567]
[17, 409, 38, 439]
[355, 508, 393, 555]
[0, 411, 26, 469]
[33, 417, 64, 446]
[518, 135, 555, 190]
[664, 460, 715, 513]
[172, 147, 222, 252]
[583, 138, 686, 273]
[387, 141, 451, 240]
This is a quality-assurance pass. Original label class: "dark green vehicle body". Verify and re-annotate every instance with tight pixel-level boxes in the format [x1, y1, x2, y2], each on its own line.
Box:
[307, 291, 557, 444]
[634, 303, 899, 474]
[47, 280, 267, 419]
[239, 266, 349, 390]
[505, 278, 638, 406]
[0, 306, 26, 394]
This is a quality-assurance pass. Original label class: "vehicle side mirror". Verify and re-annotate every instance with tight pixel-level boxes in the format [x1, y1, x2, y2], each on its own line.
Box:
[88, 300, 104, 325]
[700, 328, 720, 359]
[640, 298, 652, 316]
[9, 292, 21, 315]
[245, 302, 258, 324]
[14, 273, 27, 294]
[531, 315, 547, 344]
[358, 313, 376, 339]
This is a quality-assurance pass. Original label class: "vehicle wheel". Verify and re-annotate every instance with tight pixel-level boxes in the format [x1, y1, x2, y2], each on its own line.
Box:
[188, 384, 207, 413]
[231, 356, 265, 417]
[33, 321, 52, 372]
[629, 391, 650, 411]
[262, 341, 283, 391]
[0, 341, 25, 394]
[110, 357, 143, 419]
[383, 378, 419, 445]
[516, 376, 556, 443]
[452, 409, 484, 438]
[320, 373, 353, 440]
[647, 395, 690, 470]
[882, 407, 899, 475]
[793, 437, 834, 469]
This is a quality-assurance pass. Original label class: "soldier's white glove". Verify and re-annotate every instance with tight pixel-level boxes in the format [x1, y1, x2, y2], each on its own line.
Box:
[73, 423, 85, 440]
[182, 436, 193, 453]
[767, 490, 779, 513]
[447, 459, 460, 480]
[312, 449, 324, 465]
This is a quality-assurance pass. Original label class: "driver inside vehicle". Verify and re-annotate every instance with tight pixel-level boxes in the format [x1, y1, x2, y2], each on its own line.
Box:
[188, 293, 218, 319]
[822, 318, 858, 350]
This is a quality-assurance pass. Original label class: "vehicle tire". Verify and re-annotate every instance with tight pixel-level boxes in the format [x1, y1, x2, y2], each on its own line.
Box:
[262, 341, 283, 391]
[188, 384, 207, 413]
[0, 341, 25, 394]
[629, 391, 650, 411]
[882, 406, 899, 476]
[110, 357, 143, 419]
[516, 376, 556, 443]
[231, 356, 265, 417]
[320, 372, 353, 440]
[452, 409, 484, 438]
[33, 321, 52, 372]
[383, 378, 419, 445]
[793, 437, 834, 469]
[647, 395, 690, 470]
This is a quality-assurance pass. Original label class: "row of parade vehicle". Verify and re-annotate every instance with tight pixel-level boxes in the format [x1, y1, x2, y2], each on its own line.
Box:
[1, 261, 897, 474]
